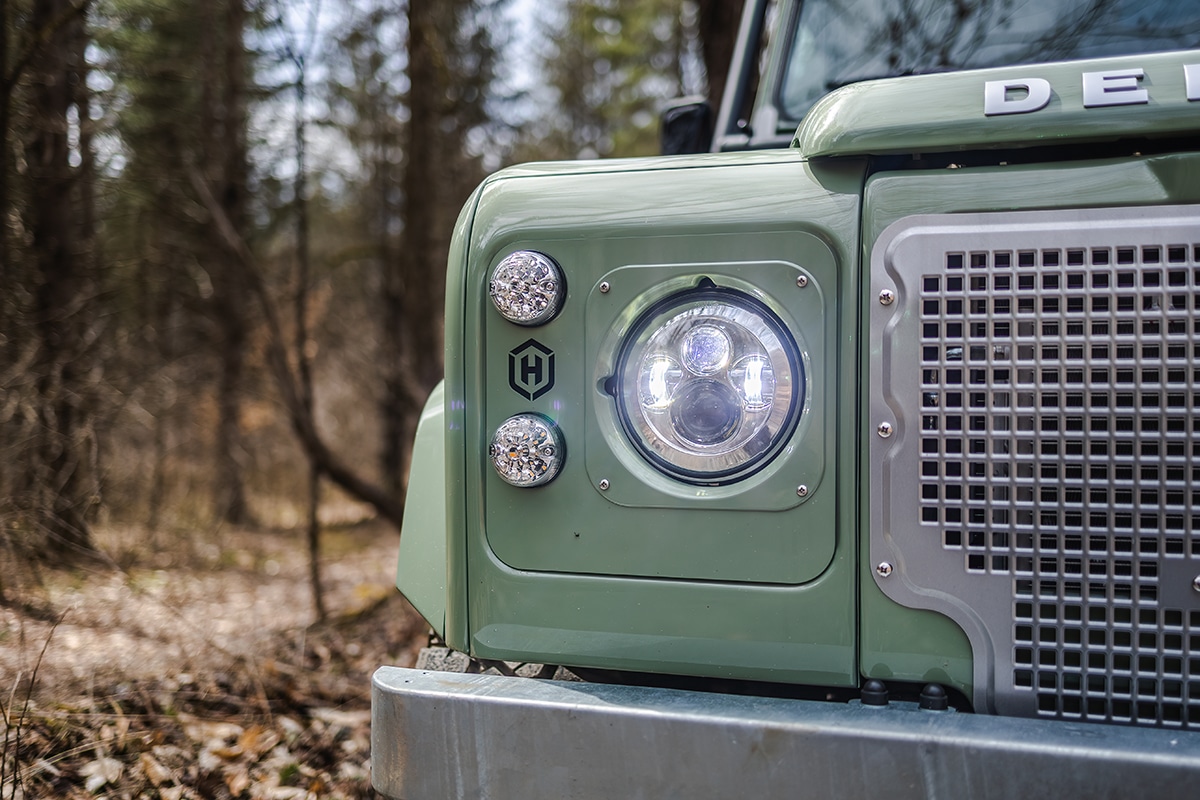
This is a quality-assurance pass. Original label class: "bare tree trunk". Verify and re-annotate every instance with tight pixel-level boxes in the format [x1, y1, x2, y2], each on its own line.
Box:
[293, 49, 325, 620]
[25, 0, 98, 561]
[380, 129, 407, 498]
[210, 0, 251, 526]
[0, 0, 10, 278]
[381, 0, 450, 498]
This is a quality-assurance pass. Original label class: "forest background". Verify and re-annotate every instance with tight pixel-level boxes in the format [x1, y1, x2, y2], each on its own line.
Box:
[1, 0, 744, 797]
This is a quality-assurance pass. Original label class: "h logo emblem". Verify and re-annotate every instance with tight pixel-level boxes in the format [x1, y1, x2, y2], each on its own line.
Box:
[509, 339, 555, 401]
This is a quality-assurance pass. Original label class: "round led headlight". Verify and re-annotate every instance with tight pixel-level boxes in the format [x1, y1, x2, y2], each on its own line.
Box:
[489, 413, 566, 487]
[489, 251, 565, 326]
[613, 288, 802, 483]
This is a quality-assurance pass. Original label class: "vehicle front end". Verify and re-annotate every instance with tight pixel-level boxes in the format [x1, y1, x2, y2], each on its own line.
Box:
[373, 1, 1200, 796]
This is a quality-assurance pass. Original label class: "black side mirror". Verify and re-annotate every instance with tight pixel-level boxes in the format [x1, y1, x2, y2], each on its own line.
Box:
[660, 97, 713, 155]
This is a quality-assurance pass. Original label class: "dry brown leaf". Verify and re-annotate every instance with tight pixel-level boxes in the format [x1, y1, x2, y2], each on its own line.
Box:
[225, 765, 252, 797]
[79, 756, 123, 793]
[264, 789, 309, 800]
[140, 752, 174, 787]
[98, 711, 132, 750]
[310, 708, 370, 729]
[180, 713, 244, 743]
[210, 743, 245, 760]
[238, 724, 281, 759]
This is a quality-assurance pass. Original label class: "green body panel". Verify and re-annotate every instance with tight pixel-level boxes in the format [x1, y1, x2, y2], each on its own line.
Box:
[444, 153, 867, 685]
[796, 50, 1200, 158]
[396, 381, 448, 636]
[443, 185, 484, 653]
[490, 255, 834, 586]
[859, 152, 1200, 700]
[404, 41, 1200, 698]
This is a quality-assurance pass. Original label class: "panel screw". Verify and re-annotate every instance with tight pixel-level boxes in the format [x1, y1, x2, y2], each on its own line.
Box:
[879, 289, 895, 305]
[796, 275, 809, 288]
[796, 485, 809, 497]
[877, 422, 894, 438]
[1193, 574, 1200, 593]
[599, 281, 611, 294]
[876, 562, 894, 578]
[598, 479, 610, 491]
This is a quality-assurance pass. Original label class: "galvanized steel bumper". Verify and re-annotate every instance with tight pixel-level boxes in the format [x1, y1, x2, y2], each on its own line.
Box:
[371, 665, 1200, 799]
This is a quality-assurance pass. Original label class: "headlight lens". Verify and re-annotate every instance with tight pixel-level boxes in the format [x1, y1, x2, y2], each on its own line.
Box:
[489, 413, 566, 487]
[614, 288, 802, 483]
[488, 251, 565, 326]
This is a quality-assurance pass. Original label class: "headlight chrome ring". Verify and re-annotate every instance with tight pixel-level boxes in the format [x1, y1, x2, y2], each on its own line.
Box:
[612, 286, 803, 484]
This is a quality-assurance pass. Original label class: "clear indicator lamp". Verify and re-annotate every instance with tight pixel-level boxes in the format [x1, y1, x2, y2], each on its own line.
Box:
[489, 251, 566, 326]
[489, 413, 566, 487]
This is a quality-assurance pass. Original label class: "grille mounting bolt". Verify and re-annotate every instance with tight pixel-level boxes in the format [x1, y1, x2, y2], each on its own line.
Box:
[599, 281, 611, 294]
[877, 422, 894, 438]
[879, 289, 895, 305]
[598, 479, 610, 491]
[797, 485, 809, 497]
[1193, 574, 1200, 593]
[796, 275, 809, 288]
[876, 562, 894, 578]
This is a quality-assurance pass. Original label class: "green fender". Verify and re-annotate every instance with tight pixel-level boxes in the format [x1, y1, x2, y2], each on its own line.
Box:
[396, 380, 447, 639]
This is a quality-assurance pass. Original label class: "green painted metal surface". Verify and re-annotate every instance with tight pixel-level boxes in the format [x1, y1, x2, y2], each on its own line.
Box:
[858, 152, 1200, 701]
[380, 0, 1200, 769]
[395, 381, 447, 637]
[436, 152, 867, 685]
[485, 255, 834, 586]
[403, 34, 1200, 701]
[796, 50, 1200, 158]
[442, 185, 483, 653]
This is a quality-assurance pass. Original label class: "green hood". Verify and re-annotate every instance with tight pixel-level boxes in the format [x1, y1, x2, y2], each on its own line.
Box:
[794, 49, 1200, 158]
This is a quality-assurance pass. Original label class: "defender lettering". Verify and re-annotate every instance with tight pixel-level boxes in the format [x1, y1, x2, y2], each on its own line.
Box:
[985, 64, 1198, 115]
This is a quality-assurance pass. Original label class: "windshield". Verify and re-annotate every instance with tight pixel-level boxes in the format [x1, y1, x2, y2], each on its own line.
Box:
[781, 0, 1200, 120]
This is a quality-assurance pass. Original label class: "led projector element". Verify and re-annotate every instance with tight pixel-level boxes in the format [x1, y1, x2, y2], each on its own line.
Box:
[489, 414, 566, 487]
[488, 251, 565, 326]
[614, 288, 802, 483]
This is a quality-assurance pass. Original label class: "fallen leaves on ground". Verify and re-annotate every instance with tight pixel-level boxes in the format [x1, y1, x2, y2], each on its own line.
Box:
[0, 522, 429, 799]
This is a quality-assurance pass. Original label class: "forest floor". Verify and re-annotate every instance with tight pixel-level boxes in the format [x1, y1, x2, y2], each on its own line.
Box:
[0, 520, 429, 799]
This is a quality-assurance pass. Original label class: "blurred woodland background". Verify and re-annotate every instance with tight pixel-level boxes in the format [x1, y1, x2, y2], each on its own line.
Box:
[1, 0, 744, 581]
[2, 1, 744, 796]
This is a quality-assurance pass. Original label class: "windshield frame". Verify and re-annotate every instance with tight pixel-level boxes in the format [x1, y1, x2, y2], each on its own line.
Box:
[712, 0, 802, 152]
[714, 0, 1200, 153]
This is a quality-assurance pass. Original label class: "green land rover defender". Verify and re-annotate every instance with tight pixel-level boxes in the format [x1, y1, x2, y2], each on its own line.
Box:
[373, 1, 1200, 796]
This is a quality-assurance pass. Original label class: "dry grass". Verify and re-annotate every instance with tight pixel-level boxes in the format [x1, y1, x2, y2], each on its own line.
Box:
[0, 520, 428, 799]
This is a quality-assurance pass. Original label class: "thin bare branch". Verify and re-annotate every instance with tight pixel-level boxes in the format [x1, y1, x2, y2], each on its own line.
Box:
[184, 164, 405, 531]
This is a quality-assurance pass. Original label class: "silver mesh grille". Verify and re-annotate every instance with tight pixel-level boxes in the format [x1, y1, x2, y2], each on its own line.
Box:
[869, 206, 1200, 727]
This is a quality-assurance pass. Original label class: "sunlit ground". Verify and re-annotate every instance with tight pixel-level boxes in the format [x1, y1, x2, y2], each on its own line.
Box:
[1, 519, 426, 799]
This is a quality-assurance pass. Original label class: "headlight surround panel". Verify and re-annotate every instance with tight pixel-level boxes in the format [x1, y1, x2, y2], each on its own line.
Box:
[587, 261, 826, 512]
[612, 286, 804, 484]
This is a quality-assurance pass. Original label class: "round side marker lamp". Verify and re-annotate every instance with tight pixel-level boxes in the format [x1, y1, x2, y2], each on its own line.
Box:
[489, 251, 565, 326]
[613, 287, 802, 484]
[489, 413, 566, 487]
